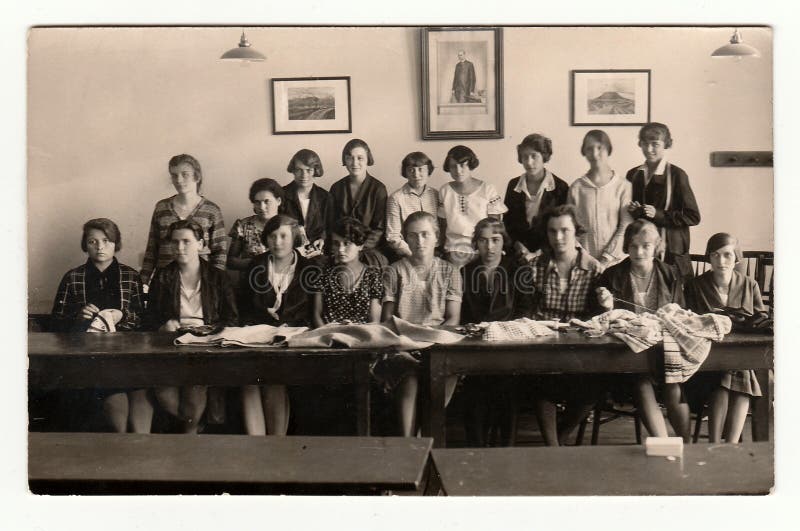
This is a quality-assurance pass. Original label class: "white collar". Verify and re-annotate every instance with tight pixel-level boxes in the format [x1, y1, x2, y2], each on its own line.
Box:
[401, 182, 429, 197]
[513, 170, 555, 199]
[637, 157, 668, 177]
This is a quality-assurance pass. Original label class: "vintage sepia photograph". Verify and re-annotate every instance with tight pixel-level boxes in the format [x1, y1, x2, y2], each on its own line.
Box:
[24, 24, 775, 501]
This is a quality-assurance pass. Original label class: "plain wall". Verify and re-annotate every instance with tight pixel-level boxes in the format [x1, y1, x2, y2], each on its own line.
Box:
[27, 26, 773, 312]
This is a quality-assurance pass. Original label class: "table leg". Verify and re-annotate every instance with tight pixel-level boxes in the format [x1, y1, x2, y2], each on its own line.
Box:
[354, 361, 370, 436]
[422, 350, 447, 448]
[751, 368, 772, 442]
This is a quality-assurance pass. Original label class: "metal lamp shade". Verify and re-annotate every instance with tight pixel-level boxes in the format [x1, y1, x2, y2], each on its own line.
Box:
[712, 29, 760, 58]
[220, 32, 266, 61]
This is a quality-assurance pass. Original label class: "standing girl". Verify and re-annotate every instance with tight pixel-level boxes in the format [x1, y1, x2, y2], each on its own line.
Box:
[141, 154, 227, 287]
[281, 149, 334, 256]
[567, 130, 632, 267]
[438, 145, 507, 268]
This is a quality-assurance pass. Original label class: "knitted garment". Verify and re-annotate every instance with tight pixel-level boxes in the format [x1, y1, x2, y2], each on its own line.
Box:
[570, 303, 731, 383]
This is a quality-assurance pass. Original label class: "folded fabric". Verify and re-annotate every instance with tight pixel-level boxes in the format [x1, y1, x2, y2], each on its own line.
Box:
[570, 303, 732, 383]
[174, 324, 309, 347]
[287, 316, 465, 350]
[86, 309, 118, 333]
[479, 318, 558, 342]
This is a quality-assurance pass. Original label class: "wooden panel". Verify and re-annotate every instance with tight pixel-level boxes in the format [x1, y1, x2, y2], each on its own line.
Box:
[432, 443, 773, 495]
[29, 433, 432, 495]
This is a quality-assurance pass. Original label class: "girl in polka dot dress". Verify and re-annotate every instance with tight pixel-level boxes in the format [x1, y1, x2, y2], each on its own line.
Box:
[311, 217, 384, 327]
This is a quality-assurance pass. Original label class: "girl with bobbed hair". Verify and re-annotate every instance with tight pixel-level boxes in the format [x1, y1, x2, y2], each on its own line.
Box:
[51, 218, 150, 433]
[281, 149, 334, 255]
[227, 178, 285, 271]
[329, 139, 389, 268]
[684, 233, 766, 443]
[141, 154, 227, 286]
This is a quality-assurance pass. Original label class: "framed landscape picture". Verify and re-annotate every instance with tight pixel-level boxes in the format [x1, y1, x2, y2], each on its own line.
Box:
[571, 69, 651, 126]
[271, 76, 352, 134]
[421, 27, 504, 139]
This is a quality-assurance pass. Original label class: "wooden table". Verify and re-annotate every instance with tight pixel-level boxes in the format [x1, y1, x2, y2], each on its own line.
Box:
[430, 443, 773, 495]
[423, 332, 774, 447]
[29, 432, 433, 495]
[28, 332, 376, 435]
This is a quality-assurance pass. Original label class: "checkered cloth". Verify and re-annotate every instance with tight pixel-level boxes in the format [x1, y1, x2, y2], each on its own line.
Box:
[480, 318, 557, 342]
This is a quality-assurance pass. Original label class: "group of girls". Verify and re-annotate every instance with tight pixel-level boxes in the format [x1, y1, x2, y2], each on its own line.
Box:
[51, 121, 766, 446]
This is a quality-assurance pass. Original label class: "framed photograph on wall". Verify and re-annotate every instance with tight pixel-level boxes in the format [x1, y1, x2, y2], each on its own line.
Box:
[571, 69, 651, 126]
[421, 27, 503, 140]
[271, 76, 352, 134]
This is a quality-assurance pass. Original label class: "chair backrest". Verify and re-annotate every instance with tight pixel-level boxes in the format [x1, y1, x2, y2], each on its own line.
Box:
[689, 254, 711, 277]
[738, 251, 774, 309]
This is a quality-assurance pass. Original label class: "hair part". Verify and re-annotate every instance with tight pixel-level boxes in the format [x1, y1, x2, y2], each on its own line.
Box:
[705, 232, 743, 263]
[401, 151, 435, 178]
[638, 122, 673, 149]
[287, 149, 324, 177]
[341, 138, 375, 166]
[517, 133, 553, 163]
[402, 211, 440, 239]
[81, 218, 122, 252]
[443, 145, 479, 172]
[168, 154, 203, 193]
[581, 130, 613, 156]
[331, 216, 370, 247]
[168, 219, 204, 243]
[471, 217, 511, 253]
[622, 219, 663, 255]
[248, 178, 285, 203]
[260, 214, 305, 248]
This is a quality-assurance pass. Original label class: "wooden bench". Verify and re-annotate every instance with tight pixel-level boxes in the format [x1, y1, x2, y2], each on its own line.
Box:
[29, 432, 433, 495]
[429, 443, 773, 495]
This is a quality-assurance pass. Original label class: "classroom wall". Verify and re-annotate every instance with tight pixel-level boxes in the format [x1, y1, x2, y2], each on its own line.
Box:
[27, 26, 773, 312]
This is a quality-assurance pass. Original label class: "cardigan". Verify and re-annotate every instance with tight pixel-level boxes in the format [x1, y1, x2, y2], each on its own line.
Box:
[329, 173, 388, 249]
[145, 259, 239, 330]
[51, 258, 144, 333]
[503, 171, 569, 253]
[684, 270, 767, 318]
[240, 251, 314, 327]
[595, 257, 685, 315]
[281, 182, 335, 244]
[461, 255, 532, 324]
[625, 163, 700, 277]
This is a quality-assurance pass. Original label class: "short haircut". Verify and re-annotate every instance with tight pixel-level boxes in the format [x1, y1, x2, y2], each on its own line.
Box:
[705, 232, 743, 262]
[622, 219, 663, 255]
[517, 133, 553, 163]
[402, 211, 439, 238]
[581, 130, 613, 156]
[401, 151, 435, 178]
[471, 217, 511, 253]
[168, 219, 204, 242]
[260, 214, 306, 248]
[341, 138, 375, 166]
[537, 204, 585, 253]
[287, 149, 324, 177]
[639, 122, 673, 149]
[248, 178, 285, 203]
[331, 216, 370, 247]
[81, 218, 122, 252]
[168, 154, 203, 193]
[443, 145, 479, 172]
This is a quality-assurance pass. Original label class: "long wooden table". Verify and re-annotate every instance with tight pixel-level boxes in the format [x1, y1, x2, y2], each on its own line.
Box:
[423, 332, 774, 447]
[430, 443, 773, 495]
[29, 432, 433, 495]
[28, 332, 377, 435]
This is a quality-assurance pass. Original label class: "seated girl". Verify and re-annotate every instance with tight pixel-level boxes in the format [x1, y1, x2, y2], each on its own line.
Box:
[240, 214, 314, 435]
[596, 219, 689, 442]
[51, 218, 150, 433]
[146, 219, 239, 433]
[385, 151, 441, 261]
[381, 211, 462, 436]
[329, 138, 389, 268]
[311, 217, 383, 327]
[524, 205, 604, 446]
[438, 145, 507, 268]
[227, 178, 284, 271]
[281, 149, 334, 258]
[684, 233, 765, 443]
[503, 133, 569, 263]
[461, 218, 531, 446]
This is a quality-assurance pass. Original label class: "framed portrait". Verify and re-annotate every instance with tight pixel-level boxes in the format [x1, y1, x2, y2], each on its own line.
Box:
[271, 76, 352, 134]
[421, 27, 504, 140]
[571, 69, 651, 126]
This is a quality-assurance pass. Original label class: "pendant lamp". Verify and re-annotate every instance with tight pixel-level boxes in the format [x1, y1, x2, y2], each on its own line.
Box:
[711, 29, 760, 58]
[220, 30, 266, 61]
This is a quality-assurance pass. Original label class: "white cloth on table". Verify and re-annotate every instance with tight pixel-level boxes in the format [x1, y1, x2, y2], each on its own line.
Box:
[174, 324, 309, 347]
[479, 318, 558, 342]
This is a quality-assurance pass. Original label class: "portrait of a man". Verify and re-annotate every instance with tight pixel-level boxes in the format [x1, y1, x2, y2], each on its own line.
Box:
[451, 50, 477, 103]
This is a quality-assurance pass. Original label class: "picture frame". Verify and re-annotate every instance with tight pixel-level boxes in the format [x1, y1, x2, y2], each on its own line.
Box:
[571, 69, 651, 126]
[421, 27, 504, 140]
[271, 76, 352, 134]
